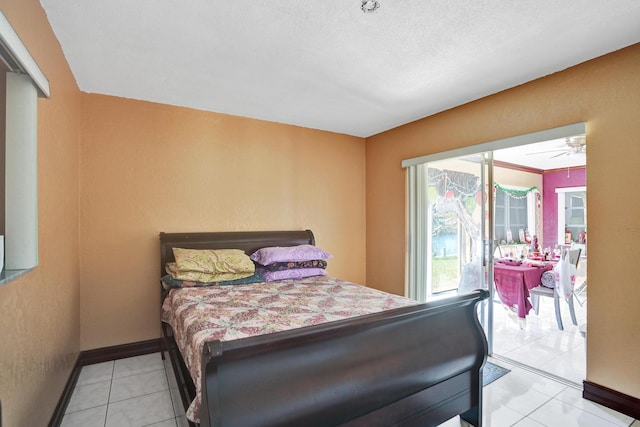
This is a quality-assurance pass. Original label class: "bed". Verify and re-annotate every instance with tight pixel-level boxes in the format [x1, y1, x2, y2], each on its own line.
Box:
[160, 230, 489, 427]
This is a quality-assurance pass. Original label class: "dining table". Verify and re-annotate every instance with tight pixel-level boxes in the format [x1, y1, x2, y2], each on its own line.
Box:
[493, 260, 555, 319]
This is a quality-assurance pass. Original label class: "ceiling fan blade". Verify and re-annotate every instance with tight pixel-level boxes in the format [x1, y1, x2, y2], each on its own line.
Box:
[525, 148, 567, 155]
[551, 151, 568, 158]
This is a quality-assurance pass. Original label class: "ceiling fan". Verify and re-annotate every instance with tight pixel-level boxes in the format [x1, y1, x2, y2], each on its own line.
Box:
[527, 135, 586, 158]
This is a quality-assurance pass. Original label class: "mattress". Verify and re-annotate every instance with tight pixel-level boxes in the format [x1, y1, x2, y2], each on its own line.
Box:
[161, 275, 417, 423]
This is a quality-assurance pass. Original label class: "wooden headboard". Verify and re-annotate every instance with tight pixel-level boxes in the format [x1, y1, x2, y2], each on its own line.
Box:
[159, 230, 315, 277]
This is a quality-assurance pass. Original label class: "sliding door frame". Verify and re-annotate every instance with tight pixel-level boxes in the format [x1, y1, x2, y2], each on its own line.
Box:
[403, 122, 586, 356]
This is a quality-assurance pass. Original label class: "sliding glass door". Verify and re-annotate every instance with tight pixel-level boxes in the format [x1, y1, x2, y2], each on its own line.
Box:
[406, 152, 495, 350]
[423, 154, 491, 299]
[404, 123, 587, 360]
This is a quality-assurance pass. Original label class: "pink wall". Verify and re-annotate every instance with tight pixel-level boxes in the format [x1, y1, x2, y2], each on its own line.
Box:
[542, 167, 586, 247]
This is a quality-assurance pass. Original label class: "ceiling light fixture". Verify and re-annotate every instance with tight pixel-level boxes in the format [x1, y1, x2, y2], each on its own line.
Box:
[565, 135, 586, 154]
[361, 0, 380, 13]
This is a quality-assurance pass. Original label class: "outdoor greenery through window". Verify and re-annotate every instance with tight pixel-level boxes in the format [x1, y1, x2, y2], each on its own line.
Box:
[428, 168, 482, 295]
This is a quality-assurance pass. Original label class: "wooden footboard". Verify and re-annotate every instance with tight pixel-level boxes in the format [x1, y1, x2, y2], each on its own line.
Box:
[159, 230, 488, 427]
[199, 289, 489, 427]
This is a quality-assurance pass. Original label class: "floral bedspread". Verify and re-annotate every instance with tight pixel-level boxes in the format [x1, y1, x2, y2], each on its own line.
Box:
[160, 275, 418, 423]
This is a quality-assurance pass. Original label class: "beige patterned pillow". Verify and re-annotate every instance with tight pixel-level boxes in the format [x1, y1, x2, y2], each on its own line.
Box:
[171, 248, 255, 281]
[165, 262, 253, 283]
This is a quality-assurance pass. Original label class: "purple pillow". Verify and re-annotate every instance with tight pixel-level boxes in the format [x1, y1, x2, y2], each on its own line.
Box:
[250, 244, 332, 266]
[259, 268, 327, 282]
[264, 260, 328, 271]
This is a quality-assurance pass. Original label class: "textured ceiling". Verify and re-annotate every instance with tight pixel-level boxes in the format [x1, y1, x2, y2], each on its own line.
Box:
[40, 1, 640, 137]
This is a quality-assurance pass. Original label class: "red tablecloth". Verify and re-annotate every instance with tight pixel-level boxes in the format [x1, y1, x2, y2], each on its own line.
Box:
[494, 263, 553, 318]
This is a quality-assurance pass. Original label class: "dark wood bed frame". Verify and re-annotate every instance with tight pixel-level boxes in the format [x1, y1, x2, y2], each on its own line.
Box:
[160, 230, 489, 427]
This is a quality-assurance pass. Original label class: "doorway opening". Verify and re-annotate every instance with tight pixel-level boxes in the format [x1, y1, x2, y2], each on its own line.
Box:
[403, 123, 587, 386]
[491, 137, 587, 386]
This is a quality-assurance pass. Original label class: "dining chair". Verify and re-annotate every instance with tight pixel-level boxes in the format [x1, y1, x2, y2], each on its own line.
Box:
[567, 248, 581, 268]
[572, 252, 587, 307]
[529, 248, 581, 330]
[573, 278, 587, 306]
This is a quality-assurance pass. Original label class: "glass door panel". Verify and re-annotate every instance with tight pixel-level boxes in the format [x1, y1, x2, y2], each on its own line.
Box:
[424, 154, 491, 298]
[422, 153, 494, 351]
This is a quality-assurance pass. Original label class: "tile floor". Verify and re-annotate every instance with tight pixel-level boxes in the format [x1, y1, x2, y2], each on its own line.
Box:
[60, 351, 638, 427]
[439, 357, 638, 426]
[60, 352, 187, 427]
[491, 278, 588, 385]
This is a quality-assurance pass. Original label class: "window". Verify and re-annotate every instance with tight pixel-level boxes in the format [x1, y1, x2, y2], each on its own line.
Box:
[0, 60, 6, 237]
[494, 185, 537, 244]
[495, 188, 527, 242]
[0, 10, 50, 283]
[556, 186, 586, 246]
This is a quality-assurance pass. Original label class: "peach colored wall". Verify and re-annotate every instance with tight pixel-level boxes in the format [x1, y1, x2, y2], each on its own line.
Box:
[79, 94, 366, 350]
[0, 0, 82, 425]
[366, 44, 640, 399]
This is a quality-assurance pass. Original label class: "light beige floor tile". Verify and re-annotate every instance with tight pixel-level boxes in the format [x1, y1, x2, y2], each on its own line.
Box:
[529, 398, 623, 427]
[110, 368, 169, 402]
[60, 405, 107, 427]
[484, 377, 553, 416]
[105, 390, 175, 427]
[146, 419, 177, 427]
[76, 361, 114, 386]
[65, 379, 111, 413]
[512, 417, 547, 426]
[541, 346, 586, 385]
[483, 404, 526, 427]
[486, 361, 567, 397]
[113, 353, 165, 378]
[553, 387, 634, 426]
[501, 340, 568, 367]
[534, 327, 584, 352]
